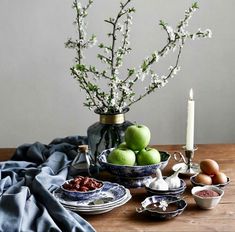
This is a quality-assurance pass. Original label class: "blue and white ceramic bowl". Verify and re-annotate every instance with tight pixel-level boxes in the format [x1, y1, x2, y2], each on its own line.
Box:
[98, 149, 171, 188]
[190, 174, 230, 188]
[138, 195, 187, 220]
[145, 177, 186, 197]
[61, 178, 104, 201]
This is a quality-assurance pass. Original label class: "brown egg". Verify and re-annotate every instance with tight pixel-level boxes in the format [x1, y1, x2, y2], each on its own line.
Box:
[212, 172, 227, 184]
[195, 173, 212, 185]
[200, 159, 219, 175]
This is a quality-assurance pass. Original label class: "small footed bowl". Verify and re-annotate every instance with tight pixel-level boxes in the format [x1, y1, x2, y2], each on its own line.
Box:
[190, 174, 230, 188]
[61, 178, 104, 201]
[138, 195, 187, 220]
[191, 185, 224, 209]
[145, 177, 186, 197]
[98, 148, 171, 188]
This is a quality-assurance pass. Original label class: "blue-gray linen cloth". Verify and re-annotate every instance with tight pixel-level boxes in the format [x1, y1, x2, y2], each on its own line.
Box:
[0, 136, 96, 232]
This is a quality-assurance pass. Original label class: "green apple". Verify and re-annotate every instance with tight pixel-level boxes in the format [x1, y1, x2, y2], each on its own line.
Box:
[107, 148, 136, 166]
[125, 124, 151, 151]
[118, 142, 128, 149]
[137, 147, 161, 165]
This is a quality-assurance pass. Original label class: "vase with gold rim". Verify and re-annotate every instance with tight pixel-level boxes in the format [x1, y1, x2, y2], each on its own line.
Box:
[87, 108, 132, 166]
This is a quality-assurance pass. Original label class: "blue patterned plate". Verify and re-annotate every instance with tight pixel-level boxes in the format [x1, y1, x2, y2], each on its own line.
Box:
[64, 190, 132, 214]
[53, 181, 128, 209]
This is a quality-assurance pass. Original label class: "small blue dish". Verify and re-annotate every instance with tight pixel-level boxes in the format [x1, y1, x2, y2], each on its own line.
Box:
[61, 178, 104, 201]
[138, 195, 187, 220]
[190, 174, 230, 188]
[145, 178, 186, 197]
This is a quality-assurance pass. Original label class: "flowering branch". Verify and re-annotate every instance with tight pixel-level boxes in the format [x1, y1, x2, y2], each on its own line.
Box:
[66, 1, 212, 113]
[98, 0, 135, 110]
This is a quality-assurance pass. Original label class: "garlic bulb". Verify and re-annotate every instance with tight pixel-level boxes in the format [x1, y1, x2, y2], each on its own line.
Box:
[149, 169, 169, 190]
[165, 167, 182, 189]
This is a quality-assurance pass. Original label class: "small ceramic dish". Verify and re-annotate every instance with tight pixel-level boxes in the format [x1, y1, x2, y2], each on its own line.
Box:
[191, 185, 224, 209]
[190, 174, 230, 188]
[144, 177, 186, 197]
[172, 163, 200, 177]
[61, 177, 104, 200]
[137, 195, 187, 220]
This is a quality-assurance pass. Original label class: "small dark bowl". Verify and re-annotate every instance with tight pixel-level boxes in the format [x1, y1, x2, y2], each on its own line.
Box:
[139, 195, 187, 220]
[61, 178, 104, 200]
[190, 174, 230, 188]
[145, 177, 186, 197]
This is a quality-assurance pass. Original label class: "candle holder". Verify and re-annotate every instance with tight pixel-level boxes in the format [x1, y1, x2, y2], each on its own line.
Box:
[172, 146, 200, 176]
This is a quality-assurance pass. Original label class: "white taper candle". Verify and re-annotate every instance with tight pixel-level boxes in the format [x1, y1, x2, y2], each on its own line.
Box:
[186, 88, 195, 150]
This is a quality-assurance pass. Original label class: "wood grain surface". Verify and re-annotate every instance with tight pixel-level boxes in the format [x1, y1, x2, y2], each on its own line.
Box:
[1, 144, 234, 232]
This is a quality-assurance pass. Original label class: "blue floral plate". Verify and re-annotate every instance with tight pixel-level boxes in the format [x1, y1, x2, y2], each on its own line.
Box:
[53, 181, 128, 209]
[64, 190, 132, 215]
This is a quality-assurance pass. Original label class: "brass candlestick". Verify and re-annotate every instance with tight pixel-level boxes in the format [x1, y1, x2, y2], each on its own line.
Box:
[173, 146, 199, 176]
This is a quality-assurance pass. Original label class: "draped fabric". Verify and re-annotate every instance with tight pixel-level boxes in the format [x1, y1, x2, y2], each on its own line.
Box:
[0, 136, 96, 232]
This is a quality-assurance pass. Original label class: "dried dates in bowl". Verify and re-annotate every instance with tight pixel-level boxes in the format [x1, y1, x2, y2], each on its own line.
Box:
[61, 176, 104, 200]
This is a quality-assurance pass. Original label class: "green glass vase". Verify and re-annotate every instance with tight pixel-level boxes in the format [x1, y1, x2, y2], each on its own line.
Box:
[87, 109, 132, 165]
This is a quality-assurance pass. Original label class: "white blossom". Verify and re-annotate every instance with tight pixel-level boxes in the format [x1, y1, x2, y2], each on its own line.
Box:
[114, 69, 119, 76]
[205, 29, 212, 38]
[67, 1, 211, 113]
[169, 66, 173, 71]
[77, 2, 82, 10]
[158, 200, 168, 211]
[104, 48, 109, 53]
[166, 26, 175, 41]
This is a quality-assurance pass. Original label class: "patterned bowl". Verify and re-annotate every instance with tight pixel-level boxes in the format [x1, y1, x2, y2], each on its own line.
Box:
[145, 177, 186, 197]
[61, 177, 104, 200]
[190, 174, 230, 188]
[137, 195, 187, 220]
[98, 148, 171, 188]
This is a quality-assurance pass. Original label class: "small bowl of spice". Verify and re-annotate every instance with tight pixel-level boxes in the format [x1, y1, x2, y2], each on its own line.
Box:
[191, 185, 224, 209]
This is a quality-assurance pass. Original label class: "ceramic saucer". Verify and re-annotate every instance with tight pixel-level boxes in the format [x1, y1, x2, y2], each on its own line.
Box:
[172, 163, 200, 177]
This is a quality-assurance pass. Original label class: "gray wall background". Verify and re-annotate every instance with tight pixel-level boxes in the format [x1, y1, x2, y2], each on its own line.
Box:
[0, 0, 234, 147]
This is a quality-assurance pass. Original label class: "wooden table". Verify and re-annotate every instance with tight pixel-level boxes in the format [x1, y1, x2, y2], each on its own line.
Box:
[1, 144, 235, 232]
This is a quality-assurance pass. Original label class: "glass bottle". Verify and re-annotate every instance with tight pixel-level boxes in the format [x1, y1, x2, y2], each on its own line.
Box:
[69, 145, 97, 177]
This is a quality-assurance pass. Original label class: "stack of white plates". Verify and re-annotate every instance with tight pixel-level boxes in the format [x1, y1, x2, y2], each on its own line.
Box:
[53, 181, 131, 215]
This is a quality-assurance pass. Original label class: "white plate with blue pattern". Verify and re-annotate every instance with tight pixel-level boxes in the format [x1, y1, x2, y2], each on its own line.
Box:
[53, 181, 129, 209]
[64, 190, 131, 214]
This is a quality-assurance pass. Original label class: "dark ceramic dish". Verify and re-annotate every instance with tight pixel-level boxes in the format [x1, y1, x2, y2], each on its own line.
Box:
[145, 178, 186, 197]
[138, 195, 187, 220]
